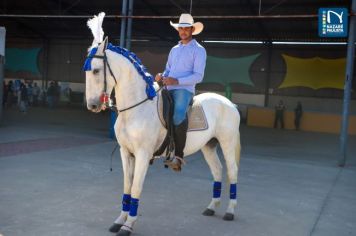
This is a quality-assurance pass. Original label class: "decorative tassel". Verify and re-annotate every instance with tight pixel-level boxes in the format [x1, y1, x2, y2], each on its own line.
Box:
[83, 47, 98, 71]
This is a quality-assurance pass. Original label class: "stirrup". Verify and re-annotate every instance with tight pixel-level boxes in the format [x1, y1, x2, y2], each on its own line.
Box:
[165, 156, 186, 165]
[164, 156, 186, 172]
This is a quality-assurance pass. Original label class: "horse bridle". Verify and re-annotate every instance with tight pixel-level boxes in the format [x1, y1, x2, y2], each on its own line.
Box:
[87, 52, 117, 107]
[86, 50, 162, 113]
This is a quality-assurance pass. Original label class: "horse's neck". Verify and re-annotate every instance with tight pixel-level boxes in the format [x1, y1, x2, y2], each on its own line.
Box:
[112, 56, 141, 105]
[111, 55, 166, 150]
[113, 65, 156, 121]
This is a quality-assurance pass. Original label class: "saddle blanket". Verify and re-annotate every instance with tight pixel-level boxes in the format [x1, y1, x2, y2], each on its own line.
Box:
[187, 104, 208, 131]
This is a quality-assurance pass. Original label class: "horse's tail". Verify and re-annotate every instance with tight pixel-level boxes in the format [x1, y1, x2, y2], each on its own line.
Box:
[225, 113, 241, 188]
[224, 131, 241, 189]
[235, 132, 241, 171]
[233, 109, 241, 187]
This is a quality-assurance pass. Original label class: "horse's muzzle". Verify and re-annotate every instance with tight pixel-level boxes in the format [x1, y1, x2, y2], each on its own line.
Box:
[87, 103, 102, 113]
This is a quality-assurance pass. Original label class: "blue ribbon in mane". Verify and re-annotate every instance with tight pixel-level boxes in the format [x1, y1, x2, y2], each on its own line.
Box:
[82, 43, 156, 100]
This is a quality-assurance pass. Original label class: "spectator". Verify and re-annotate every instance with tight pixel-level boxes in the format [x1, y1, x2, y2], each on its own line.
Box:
[40, 89, 47, 107]
[2, 81, 7, 107]
[19, 83, 28, 113]
[27, 83, 33, 106]
[32, 82, 41, 106]
[294, 101, 303, 131]
[54, 81, 61, 107]
[274, 100, 286, 129]
[47, 82, 56, 108]
[16, 82, 22, 107]
[6, 80, 14, 108]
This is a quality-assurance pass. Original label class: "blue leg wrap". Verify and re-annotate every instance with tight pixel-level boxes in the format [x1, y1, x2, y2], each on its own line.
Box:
[213, 181, 222, 198]
[230, 184, 237, 200]
[129, 198, 139, 217]
[122, 194, 131, 212]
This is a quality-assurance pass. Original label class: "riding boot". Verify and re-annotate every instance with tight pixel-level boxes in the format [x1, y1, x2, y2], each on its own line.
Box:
[165, 119, 188, 172]
[174, 118, 188, 158]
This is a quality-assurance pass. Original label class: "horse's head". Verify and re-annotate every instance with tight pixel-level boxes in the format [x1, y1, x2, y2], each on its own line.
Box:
[84, 37, 116, 112]
[84, 13, 117, 112]
[84, 13, 157, 113]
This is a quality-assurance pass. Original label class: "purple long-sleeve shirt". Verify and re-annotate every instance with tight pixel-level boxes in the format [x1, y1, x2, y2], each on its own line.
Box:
[162, 39, 207, 94]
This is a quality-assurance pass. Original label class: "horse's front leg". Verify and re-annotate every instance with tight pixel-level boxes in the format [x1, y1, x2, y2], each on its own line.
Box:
[109, 147, 135, 233]
[117, 149, 151, 236]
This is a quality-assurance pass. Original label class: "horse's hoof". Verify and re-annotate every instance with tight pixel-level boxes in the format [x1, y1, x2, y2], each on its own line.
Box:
[202, 208, 215, 216]
[223, 213, 234, 221]
[116, 228, 132, 236]
[109, 223, 123, 233]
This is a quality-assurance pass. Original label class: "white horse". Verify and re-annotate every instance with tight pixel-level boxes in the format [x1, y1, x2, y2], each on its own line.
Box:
[84, 13, 241, 236]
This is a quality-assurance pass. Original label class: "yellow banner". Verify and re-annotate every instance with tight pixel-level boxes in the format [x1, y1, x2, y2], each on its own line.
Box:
[279, 54, 346, 89]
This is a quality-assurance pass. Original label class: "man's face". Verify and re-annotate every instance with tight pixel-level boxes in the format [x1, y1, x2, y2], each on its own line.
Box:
[178, 26, 194, 40]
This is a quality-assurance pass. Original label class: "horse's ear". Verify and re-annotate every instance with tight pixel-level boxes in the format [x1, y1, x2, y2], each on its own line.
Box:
[103, 36, 109, 51]
[97, 36, 109, 54]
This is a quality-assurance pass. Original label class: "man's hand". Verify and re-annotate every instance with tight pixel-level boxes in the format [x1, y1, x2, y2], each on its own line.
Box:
[162, 77, 179, 85]
[155, 73, 163, 82]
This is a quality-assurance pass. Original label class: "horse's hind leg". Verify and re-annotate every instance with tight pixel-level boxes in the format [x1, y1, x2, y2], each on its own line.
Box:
[219, 133, 241, 221]
[201, 139, 223, 217]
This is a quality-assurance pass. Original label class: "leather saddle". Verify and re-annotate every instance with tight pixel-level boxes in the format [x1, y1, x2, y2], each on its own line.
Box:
[152, 88, 208, 161]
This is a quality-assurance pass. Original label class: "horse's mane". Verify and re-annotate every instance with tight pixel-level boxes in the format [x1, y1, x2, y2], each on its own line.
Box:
[85, 12, 156, 99]
[107, 43, 156, 100]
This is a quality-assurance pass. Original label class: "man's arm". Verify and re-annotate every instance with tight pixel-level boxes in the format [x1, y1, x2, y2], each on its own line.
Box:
[176, 47, 207, 86]
[162, 49, 173, 77]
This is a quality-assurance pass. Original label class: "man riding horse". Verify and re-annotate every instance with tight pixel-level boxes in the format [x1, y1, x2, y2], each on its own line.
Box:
[155, 13, 207, 171]
[84, 12, 241, 235]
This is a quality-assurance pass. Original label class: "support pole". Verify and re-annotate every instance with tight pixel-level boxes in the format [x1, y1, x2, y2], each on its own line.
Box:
[43, 39, 50, 90]
[0, 56, 4, 123]
[339, 0, 356, 167]
[110, 0, 128, 139]
[125, 0, 134, 50]
[120, 0, 128, 48]
[264, 41, 272, 107]
[225, 84, 232, 101]
[0, 27, 6, 123]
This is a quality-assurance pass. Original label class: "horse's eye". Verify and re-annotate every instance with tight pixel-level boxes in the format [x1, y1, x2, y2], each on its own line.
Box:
[93, 69, 99, 75]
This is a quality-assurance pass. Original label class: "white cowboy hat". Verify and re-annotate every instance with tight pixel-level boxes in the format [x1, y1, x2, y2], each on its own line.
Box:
[170, 13, 204, 35]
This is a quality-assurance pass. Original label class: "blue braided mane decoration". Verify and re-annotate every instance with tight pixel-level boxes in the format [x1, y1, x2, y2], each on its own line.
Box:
[83, 43, 156, 100]
[83, 47, 98, 71]
[107, 43, 156, 99]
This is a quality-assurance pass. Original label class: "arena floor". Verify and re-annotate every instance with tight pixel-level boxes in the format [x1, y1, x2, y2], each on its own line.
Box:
[0, 107, 355, 236]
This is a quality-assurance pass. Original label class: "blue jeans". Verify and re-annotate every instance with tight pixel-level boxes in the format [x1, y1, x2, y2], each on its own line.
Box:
[169, 89, 193, 125]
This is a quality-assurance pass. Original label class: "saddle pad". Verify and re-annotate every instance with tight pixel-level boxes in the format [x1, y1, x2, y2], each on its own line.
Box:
[158, 95, 209, 132]
[187, 104, 209, 131]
